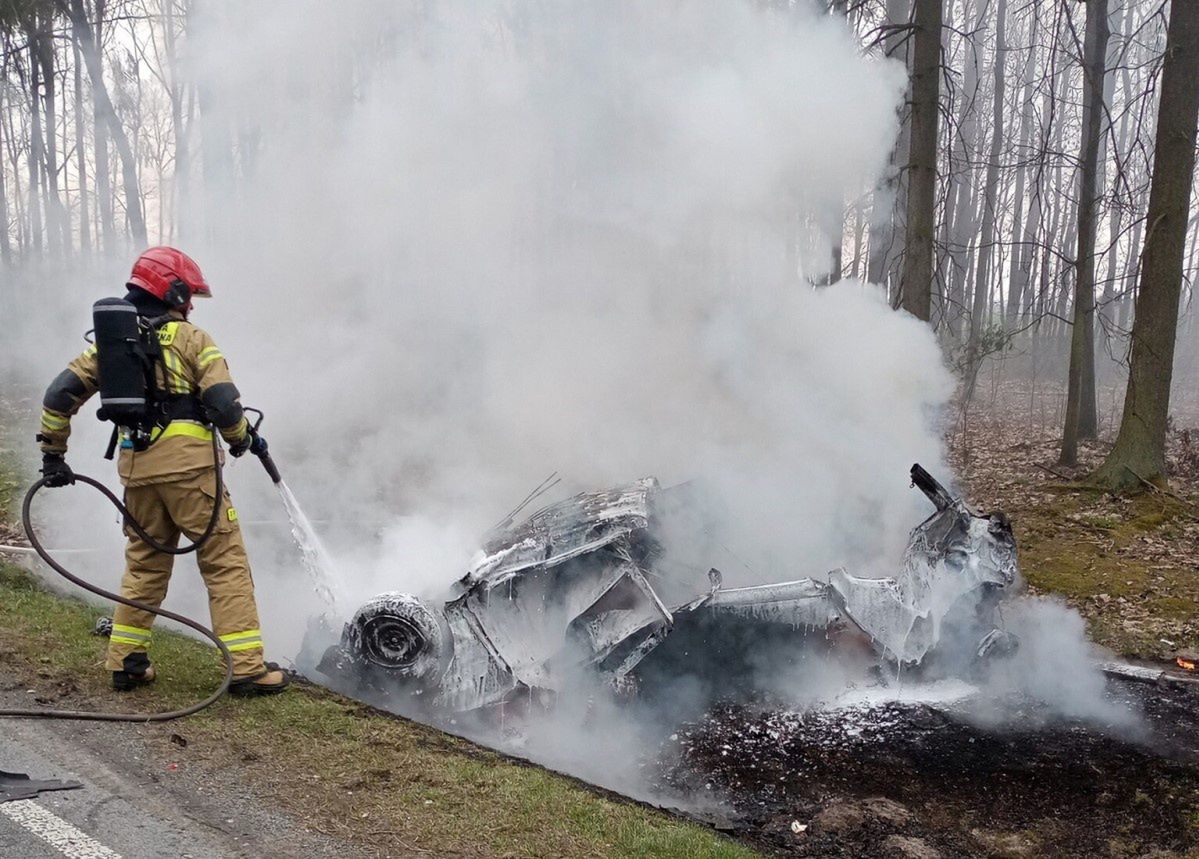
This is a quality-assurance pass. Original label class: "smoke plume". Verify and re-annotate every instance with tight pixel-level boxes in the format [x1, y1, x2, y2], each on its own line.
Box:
[189, 2, 937, 615]
[2, 0, 1132, 806]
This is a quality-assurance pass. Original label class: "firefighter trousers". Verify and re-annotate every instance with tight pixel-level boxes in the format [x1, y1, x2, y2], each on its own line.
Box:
[105, 468, 267, 677]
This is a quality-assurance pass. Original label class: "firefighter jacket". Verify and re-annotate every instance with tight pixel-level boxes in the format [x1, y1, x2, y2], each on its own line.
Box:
[40, 312, 251, 486]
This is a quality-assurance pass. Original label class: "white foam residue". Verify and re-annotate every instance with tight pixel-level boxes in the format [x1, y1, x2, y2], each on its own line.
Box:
[830, 678, 979, 709]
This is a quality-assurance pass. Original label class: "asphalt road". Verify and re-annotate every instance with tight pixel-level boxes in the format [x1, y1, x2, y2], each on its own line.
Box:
[0, 700, 358, 859]
[2, 716, 253, 859]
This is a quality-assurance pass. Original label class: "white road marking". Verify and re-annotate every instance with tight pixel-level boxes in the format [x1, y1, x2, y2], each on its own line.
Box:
[1, 799, 123, 859]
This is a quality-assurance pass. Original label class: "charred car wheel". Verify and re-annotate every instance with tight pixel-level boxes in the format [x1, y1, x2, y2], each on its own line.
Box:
[343, 592, 446, 682]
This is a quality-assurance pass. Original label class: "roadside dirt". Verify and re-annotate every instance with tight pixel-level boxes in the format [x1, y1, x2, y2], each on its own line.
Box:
[643, 381, 1199, 858]
[6, 380, 1199, 858]
[950, 383, 1199, 661]
[0, 686, 365, 859]
[657, 678, 1199, 858]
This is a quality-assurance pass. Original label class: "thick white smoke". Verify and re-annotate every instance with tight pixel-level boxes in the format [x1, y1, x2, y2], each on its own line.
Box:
[185, 2, 943, 620]
[4, 0, 943, 684]
[1, 0, 1146, 806]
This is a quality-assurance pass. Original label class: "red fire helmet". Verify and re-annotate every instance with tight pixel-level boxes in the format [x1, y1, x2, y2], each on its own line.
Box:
[127, 246, 212, 306]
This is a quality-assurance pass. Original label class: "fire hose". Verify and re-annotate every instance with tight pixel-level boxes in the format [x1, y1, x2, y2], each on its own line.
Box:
[0, 410, 282, 723]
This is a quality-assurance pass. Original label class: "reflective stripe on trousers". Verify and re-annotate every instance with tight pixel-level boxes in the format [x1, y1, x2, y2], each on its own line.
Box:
[110, 623, 151, 647]
[219, 629, 263, 653]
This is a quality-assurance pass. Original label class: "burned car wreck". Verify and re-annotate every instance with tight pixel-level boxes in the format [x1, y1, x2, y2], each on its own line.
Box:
[315, 465, 1021, 713]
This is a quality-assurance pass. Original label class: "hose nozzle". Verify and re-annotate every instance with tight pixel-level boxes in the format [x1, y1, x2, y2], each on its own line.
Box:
[257, 448, 282, 484]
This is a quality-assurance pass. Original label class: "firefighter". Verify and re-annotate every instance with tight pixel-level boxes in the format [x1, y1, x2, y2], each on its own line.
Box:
[37, 247, 289, 696]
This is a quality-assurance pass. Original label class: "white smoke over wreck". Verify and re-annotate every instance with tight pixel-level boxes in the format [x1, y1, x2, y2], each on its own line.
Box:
[4, 0, 941, 694]
[0, 0, 1143, 804]
[189, 2, 941, 616]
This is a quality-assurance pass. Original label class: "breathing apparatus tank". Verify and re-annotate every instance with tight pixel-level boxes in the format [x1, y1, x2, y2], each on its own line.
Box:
[92, 297, 160, 451]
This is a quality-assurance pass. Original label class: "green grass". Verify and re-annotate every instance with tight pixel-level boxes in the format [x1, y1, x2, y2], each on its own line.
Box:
[1011, 488, 1199, 657]
[0, 562, 756, 858]
[0, 417, 756, 856]
[0, 442, 20, 524]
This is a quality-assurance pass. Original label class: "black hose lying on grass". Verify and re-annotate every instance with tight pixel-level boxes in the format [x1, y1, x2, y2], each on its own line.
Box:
[0, 439, 233, 722]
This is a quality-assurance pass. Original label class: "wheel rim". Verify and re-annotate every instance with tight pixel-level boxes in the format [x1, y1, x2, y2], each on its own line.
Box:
[360, 614, 431, 670]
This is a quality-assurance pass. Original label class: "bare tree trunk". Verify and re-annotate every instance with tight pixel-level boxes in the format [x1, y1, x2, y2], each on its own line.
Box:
[197, 76, 234, 245]
[1004, 158, 1029, 328]
[72, 28, 91, 255]
[2, 63, 26, 255]
[1101, 185, 1124, 335]
[1060, 0, 1109, 465]
[0, 41, 11, 265]
[850, 201, 866, 279]
[1118, 214, 1143, 331]
[867, 0, 910, 292]
[36, 15, 68, 256]
[1037, 158, 1065, 335]
[965, 0, 1007, 390]
[1097, 10, 1130, 346]
[1019, 181, 1044, 325]
[944, 0, 981, 340]
[88, 0, 114, 252]
[1055, 194, 1080, 339]
[947, 182, 981, 336]
[61, 0, 147, 247]
[1185, 212, 1199, 300]
[164, 0, 188, 241]
[1005, 7, 1041, 328]
[194, 0, 236, 245]
[27, 29, 44, 255]
[1095, 0, 1199, 490]
[898, 0, 942, 322]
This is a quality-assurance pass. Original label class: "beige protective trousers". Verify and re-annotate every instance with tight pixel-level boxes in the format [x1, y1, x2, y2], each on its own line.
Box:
[105, 468, 267, 676]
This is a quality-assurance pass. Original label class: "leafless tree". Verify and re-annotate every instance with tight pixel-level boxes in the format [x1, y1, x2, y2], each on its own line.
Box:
[1095, 0, 1199, 490]
[1060, 0, 1111, 465]
[898, 0, 942, 321]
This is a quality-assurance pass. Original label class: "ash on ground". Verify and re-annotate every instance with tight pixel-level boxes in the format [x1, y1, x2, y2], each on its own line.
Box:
[654, 677, 1199, 858]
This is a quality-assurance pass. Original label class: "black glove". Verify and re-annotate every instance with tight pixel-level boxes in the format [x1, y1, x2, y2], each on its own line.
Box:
[41, 453, 75, 487]
[229, 431, 267, 458]
[229, 433, 251, 457]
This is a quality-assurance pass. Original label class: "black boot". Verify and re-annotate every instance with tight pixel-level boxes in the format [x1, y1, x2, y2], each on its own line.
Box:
[112, 652, 156, 692]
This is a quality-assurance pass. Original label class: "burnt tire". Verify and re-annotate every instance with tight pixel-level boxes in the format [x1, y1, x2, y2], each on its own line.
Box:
[343, 592, 446, 682]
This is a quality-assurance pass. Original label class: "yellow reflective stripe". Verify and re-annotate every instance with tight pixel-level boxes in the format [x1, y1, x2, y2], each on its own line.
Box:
[219, 628, 263, 652]
[110, 623, 151, 647]
[40, 411, 69, 429]
[160, 349, 175, 391]
[219, 629, 261, 643]
[112, 623, 151, 637]
[133, 421, 213, 443]
[154, 421, 213, 442]
[110, 635, 149, 647]
[84, 343, 98, 357]
[198, 348, 224, 368]
[162, 348, 190, 394]
[111, 624, 151, 643]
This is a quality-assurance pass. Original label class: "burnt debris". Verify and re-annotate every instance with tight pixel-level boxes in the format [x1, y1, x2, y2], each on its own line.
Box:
[316, 465, 1022, 713]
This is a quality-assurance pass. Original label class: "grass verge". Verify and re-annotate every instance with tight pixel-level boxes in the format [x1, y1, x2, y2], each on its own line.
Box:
[0, 412, 754, 858]
[1013, 489, 1199, 657]
[954, 424, 1199, 660]
[0, 560, 757, 858]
